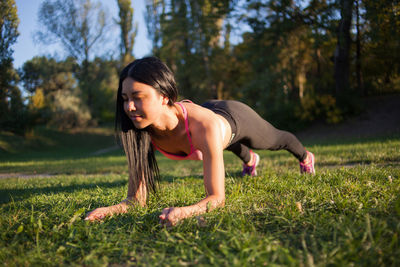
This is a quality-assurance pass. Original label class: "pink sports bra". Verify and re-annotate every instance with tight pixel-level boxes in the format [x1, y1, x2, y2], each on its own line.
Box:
[151, 101, 203, 161]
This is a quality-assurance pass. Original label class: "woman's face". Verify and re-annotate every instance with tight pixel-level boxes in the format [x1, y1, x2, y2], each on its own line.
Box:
[121, 77, 166, 129]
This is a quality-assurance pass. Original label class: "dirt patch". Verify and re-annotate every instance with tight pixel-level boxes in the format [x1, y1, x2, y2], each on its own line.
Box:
[0, 173, 56, 179]
[91, 145, 119, 156]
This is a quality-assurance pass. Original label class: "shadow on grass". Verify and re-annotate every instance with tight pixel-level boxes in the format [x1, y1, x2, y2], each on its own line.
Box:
[0, 180, 127, 204]
[317, 159, 400, 169]
[0, 149, 124, 163]
[298, 131, 400, 147]
[0, 173, 206, 205]
[161, 172, 250, 183]
[160, 174, 204, 183]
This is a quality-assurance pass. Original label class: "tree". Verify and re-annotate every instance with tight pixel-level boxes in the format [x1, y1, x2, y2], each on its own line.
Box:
[19, 56, 77, 96]
[116, 0, 137, 67]
[36, 0, 110, 111]
[0, 0, 18, 62]
[37, 0, 108, 63]
[362, 0, 400, 94]
[0, 0, 25, 134]
[145, 0, 165, 57]
[333, 0, 354, 96]
[19, 56, 92, 128]
[237, 0, 342, 127]
[145, 0, 234, 101]
[355, 0, 364, 95]
[84, 57, 119, 123]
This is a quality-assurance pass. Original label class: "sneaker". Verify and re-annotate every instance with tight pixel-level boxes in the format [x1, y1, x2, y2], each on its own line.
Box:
[242, 150, 260, 176]
[300, 151, 315, 175]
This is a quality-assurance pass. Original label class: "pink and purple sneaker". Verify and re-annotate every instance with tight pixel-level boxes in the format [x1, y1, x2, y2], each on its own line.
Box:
[300, 151, 315, 175]
[242, 150, 260, 176]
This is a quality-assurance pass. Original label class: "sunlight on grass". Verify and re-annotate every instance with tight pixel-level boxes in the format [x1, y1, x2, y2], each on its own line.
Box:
[0, 130, 399, 265]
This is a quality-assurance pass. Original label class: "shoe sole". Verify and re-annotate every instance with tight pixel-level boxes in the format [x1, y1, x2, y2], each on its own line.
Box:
[253, 153, 260, 176]
[309, 152, 315, 175]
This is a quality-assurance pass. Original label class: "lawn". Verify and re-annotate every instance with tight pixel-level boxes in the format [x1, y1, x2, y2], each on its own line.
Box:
[0, 127, 399, 266]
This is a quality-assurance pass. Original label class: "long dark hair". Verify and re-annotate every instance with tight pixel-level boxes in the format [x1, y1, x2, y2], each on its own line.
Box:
[115, 57, 178, 196]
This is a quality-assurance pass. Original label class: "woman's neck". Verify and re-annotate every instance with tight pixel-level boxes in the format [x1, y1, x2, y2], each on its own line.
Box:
[149, 103, 182, 138]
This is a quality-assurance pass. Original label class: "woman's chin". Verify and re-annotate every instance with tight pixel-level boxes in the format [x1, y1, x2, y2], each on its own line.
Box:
[132, 120, 148, 129]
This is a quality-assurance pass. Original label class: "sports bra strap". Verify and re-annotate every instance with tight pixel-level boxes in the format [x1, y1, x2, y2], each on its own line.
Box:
[175, 102, 195, 154]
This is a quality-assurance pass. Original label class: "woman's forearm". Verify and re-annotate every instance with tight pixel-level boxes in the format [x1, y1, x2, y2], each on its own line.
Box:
[159, 195, 225, 226]
[181, 195, 225, 219]
[111, 201, 131, 214]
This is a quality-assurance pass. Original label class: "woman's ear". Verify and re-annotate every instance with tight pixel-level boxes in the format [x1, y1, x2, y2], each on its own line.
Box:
[162, 95, 170, 105]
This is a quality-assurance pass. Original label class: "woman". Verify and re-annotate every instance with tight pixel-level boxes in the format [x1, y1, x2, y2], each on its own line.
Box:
[85, 57, 315, 226]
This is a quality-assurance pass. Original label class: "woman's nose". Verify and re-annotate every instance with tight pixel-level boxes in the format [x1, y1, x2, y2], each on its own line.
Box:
[127, 100, 135, 111]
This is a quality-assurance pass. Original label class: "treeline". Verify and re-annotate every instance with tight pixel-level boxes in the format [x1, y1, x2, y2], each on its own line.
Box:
[146, 0, 400, 129]
[1, 0, 136, 134]
[1, 0, 399, 135]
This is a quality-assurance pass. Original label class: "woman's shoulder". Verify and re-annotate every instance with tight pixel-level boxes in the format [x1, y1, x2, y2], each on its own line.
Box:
[182, 101, 219, 131]
[181, 101, 213, 118]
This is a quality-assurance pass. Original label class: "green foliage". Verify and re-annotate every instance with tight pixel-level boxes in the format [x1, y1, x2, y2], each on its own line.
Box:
[0, 83, 29, 135]
[0, 133, 400, 265]
[19, 56, 93, 129]
[19, 56, 117, 127]
[142, 0, 399, 129]
[4, 0, 399, 132]
[116, 0, 137, 67]
[361, 0, 400, 95]
[19, 56, 77, 95]
[146, 0, 236, 101]
[36, 0, 113, 123]
[0, 0, 19, 61]
[80, 58, 118, 124]
[50, 87, 92, 129]
[298, 94, 343, 124]
[0, 0, 26, 134]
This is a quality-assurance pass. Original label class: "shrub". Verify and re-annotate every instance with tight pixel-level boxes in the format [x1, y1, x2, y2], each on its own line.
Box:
[49, 89, 92, 129]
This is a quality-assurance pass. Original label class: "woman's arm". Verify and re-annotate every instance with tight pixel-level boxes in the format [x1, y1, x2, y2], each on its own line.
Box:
[159, 113, 226, 226]
[85, 177, 147, 221]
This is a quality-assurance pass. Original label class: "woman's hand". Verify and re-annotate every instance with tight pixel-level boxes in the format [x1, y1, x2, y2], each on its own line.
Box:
[159, 207, 186, 227]
[85, 206, 114, 221]
[85, 203, 129, 221]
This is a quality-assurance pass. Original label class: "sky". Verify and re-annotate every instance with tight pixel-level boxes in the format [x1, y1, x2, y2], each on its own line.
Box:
[13, 0, 152, 69]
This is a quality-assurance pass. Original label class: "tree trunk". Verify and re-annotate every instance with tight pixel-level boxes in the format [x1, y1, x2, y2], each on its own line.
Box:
[334, 0, 354, 96]
[355, 0, 364, 96]
[298, 63, 306, 99]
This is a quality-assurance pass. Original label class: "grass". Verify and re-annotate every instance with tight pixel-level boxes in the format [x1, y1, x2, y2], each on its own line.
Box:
[0, 126, 126, 175]
[0, 127, 400, 266]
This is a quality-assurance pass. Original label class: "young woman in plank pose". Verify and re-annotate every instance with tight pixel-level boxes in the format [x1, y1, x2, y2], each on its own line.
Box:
[85, 57, 315, 226]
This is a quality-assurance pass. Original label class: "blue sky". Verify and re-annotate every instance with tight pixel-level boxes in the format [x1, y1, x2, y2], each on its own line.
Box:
[13, 0, 152, 69]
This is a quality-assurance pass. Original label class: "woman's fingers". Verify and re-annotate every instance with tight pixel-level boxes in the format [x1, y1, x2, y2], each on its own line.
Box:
[159, 207, 184, 227]
[159, 207, 171, 220]
[84, 207, 110, 221]
[159, 207, 175, 226]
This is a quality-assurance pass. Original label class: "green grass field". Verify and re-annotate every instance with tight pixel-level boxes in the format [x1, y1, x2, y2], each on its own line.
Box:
[0, 127, 399, 266]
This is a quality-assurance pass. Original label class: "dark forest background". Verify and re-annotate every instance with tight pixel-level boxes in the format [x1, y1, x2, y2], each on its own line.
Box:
[1, 0, 399, 134]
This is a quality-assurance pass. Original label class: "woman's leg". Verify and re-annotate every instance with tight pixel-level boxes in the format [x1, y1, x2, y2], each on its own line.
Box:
[223, 101, 307, 163]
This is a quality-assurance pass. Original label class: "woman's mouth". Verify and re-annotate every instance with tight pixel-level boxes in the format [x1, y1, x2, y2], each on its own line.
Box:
[129, 114, 142, 121]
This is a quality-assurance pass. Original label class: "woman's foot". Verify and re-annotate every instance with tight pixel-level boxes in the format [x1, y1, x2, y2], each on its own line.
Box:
[242, 150, 260, 176]
[300, 151, 315, 175]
